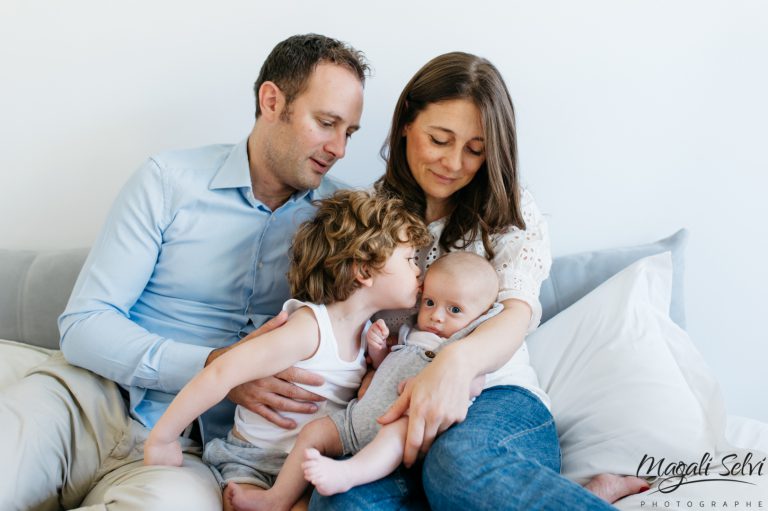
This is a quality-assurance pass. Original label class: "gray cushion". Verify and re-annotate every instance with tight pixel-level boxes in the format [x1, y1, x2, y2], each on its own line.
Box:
[0, 229, 688, 350]
[539, 229, 688, 329]
[0, 248, 88, 349]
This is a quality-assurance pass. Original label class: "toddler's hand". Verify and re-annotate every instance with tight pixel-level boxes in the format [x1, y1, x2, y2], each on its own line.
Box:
[366, 319, 389, 352]
[143, 436, 183, 467]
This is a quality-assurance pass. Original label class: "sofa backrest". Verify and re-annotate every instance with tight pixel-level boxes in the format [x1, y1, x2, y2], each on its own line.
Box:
[0, 248, 89, 349]
[0, 229, 686, 351]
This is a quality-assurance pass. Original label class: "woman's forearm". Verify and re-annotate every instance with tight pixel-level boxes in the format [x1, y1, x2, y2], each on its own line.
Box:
[443, 298, 532, 378]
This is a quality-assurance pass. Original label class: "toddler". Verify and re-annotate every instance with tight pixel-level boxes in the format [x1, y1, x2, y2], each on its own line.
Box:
[228, 251, 501, 511]
[143, 189, 431, 511]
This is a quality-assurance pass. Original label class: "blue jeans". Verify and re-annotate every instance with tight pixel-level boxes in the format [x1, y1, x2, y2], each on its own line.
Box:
[309, 385, 617, 510]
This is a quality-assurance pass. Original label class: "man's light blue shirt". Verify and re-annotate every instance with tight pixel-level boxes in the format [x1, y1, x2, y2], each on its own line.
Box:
[59, 138, 344, 441]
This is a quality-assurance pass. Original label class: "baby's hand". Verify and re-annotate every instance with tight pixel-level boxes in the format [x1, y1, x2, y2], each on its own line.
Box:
[143, 436, 183, 467]
[366, 319, 389, 352]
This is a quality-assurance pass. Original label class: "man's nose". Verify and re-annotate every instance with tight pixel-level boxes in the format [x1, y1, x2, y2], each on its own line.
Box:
[325, 130, 347, 160]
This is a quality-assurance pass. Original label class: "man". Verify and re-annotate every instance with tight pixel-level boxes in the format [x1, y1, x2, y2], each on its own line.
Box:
[0, 34, 367, 511]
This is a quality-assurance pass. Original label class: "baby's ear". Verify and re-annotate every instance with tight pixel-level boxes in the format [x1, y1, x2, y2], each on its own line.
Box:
[354, 263, 374, 288]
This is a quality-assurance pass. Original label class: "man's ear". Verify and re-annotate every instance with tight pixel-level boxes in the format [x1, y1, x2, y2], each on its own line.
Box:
[258, 81, 285, 121]
[354, 263, 374, 288]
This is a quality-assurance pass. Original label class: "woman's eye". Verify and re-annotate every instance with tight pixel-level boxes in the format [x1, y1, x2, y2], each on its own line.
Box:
[450, 306, 462, 314]
[429, 135, 448, 146]
[467, 147, 484, 156]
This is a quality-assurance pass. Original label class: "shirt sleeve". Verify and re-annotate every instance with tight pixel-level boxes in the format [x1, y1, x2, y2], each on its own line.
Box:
[58, 159, 213, 394]
[491, 189, 552, 332]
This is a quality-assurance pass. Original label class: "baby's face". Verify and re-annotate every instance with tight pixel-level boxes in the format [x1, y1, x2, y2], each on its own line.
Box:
[416, 271, 491, 338]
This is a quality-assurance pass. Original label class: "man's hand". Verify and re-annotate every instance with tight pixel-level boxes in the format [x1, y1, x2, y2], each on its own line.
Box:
[143, 436, 183, 467]
[206, 311, 326, 429]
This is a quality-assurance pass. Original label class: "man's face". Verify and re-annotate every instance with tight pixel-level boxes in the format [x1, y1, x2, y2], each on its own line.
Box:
[264, 63, 364, 191]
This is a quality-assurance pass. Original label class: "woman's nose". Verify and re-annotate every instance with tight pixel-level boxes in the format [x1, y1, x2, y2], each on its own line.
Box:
[442, 147, 462, 173]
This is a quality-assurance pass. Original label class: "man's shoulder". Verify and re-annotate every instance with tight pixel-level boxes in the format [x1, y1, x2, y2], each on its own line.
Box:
[149, 143, 235, 174]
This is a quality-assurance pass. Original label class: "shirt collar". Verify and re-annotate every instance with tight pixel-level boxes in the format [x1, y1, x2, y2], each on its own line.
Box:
[209, 138, 252, 191]
[209, 137, 318, 206]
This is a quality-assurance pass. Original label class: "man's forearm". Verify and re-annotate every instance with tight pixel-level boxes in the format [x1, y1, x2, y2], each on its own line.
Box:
[60, 309, 212, 394]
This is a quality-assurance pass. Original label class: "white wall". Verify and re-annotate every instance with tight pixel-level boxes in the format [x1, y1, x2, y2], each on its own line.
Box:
[1, 1, 766, 421]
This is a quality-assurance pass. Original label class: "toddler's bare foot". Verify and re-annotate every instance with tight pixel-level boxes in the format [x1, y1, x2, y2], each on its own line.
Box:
[225, 482, 287, 511]
[584, 473, 650, 503]
[301, 448, 354, 496]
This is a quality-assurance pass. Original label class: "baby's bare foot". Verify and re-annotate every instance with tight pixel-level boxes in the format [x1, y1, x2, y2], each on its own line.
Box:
[584, 473, 650, 503]
[225, 482, 287, 511]
[301, 448, 353, 496]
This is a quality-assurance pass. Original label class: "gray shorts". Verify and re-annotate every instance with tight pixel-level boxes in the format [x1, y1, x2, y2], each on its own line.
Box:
[202, 430, 287, 489]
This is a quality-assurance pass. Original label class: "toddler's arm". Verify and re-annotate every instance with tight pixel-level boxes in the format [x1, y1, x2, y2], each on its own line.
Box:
[366, 319, 390, 369]
[143, 308, 320, 466]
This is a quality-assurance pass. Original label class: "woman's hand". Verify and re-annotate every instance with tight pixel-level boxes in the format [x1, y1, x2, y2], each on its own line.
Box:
[206, 311, 326, 429]
[377, 346, 474, 467]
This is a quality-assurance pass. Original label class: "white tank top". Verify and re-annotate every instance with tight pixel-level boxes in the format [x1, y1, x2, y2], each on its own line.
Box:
[234, 299, 367, 452]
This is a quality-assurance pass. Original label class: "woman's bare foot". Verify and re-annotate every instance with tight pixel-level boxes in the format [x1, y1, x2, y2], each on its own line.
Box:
[584, 473, 651, 503]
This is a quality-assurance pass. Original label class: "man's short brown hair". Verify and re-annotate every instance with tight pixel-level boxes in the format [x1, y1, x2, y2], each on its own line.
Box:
[254, 34, 370, 118]
[288, 190, 431, 304]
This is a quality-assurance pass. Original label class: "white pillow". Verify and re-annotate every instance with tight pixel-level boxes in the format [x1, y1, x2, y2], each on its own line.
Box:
[528, 253, 728, 484]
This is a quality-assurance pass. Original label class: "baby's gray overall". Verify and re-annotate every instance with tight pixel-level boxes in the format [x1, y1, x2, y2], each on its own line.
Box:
[329, 303, 503, 455]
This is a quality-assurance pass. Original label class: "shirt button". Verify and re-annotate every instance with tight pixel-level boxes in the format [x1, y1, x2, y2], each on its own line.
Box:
[258, 262, 263, 269]
[425, 350, 436, 359]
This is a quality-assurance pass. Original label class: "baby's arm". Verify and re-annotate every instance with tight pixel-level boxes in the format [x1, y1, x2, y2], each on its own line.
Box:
[366, 319, 390, 369]
[143, 309, 320, 466]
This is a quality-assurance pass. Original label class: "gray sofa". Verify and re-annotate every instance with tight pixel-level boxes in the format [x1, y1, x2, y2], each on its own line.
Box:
[0, 248, 88, 350]
[0, 230, 688, 351]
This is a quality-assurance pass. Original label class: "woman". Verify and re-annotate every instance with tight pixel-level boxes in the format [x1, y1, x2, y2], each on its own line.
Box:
[309, 52, 649, 510]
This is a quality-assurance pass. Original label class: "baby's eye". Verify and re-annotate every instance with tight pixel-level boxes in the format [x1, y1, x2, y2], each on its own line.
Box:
[449, 306, 462, 314]
[424, 298, 435, 307]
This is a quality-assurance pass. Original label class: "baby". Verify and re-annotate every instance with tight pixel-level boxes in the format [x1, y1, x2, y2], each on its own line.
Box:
[143, 190, 431, 511]
[228, 251, 500, 511]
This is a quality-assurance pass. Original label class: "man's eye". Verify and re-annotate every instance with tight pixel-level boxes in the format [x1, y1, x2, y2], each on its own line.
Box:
[320, 120, 333, 128]
[450, 306, 462, 314]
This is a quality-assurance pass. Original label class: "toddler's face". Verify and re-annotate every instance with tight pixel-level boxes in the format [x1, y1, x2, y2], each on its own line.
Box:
[416, 270, 491, 338]
[375, 243, 422, 311]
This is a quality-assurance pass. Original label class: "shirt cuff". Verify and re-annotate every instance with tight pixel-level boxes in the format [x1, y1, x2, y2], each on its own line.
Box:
[158, 341, 215, 394]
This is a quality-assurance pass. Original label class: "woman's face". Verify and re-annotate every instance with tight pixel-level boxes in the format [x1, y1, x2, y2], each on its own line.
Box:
[403, 98, 486, 209]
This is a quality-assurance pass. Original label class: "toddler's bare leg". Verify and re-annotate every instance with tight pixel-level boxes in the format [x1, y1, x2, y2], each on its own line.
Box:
[227, 417, 343, 511]
[303, 416, 409, 496]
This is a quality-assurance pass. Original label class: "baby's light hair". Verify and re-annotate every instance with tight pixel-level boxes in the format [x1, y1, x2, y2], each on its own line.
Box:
[427, 252, 499, 309]
[288, 189, 432, 304]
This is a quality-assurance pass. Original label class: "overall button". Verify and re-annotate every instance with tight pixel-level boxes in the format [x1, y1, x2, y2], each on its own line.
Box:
[424, 350, 436, 359]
